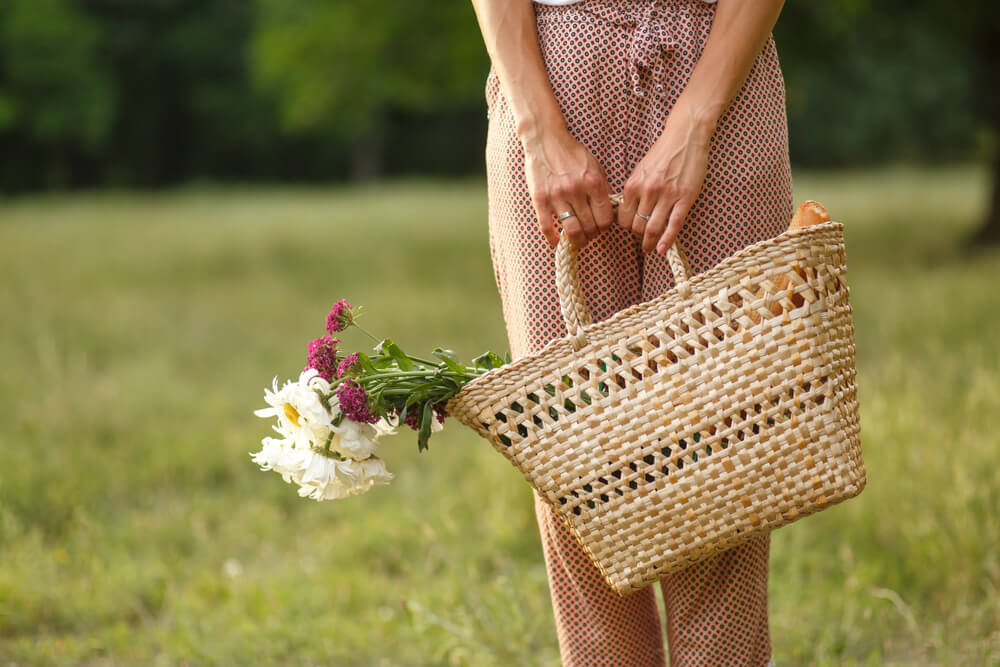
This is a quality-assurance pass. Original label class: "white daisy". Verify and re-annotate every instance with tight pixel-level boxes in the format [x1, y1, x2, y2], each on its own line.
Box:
[249, 436, 291, 472]
[376, 409, 443, 434]
[267, 445, 316, 485]
[254, 368, 333, 448]
[352, 456, 394, 487]
[331, 418, 379, 460]
[372, 416, 398, 437]
[285, 450, 394, 501]
[294, 451, 352, 500]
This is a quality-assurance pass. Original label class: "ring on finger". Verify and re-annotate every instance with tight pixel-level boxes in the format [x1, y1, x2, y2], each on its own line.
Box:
[635, 211, 652, 221]
[556, 209, 576, 221]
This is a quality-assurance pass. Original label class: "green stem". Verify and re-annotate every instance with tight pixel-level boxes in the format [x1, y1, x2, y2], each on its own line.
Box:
[362, 368, 482, 381]
[352, 322, 446, 369]
[364, 370, 443, 379]
[376, 387, 456, 397]
[353, 323, 381, 343]
[406, 355, 446, 368]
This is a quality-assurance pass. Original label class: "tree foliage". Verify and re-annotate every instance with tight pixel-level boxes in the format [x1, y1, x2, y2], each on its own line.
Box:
[774, 2, 982, 166]
[0, 0, 112, 145]
[0, 0, 996, 198]
[250, 0, 488, 178]
[253, 1, 486, 132]
[0, 0, 113, 186]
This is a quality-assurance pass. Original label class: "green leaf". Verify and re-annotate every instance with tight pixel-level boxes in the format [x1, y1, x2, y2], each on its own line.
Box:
[408, 380, 441, 398]
[471, 352, 493, 370]
[417, 401, 434, 452]
[372, 355, 395, 370]
[357, 352, 378, 374]
[472, 350, 507, 370]
[433, 348, 464, 373]
[378, 338, 414, 371]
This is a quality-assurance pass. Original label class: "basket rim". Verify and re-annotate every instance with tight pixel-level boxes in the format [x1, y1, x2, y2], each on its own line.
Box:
[451, 220, 845, 400]
[447, 218, 861, 595]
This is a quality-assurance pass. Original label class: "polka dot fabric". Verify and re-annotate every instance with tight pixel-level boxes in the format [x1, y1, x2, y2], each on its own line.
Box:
[483, 0, 791, 664]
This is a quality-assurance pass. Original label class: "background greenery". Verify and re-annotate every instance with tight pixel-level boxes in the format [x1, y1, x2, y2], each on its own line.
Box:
[3, 1, 998, 239]
[2, 0, 999, 664]
[1, 169, 998, 664]
[0, 3, 998, 210]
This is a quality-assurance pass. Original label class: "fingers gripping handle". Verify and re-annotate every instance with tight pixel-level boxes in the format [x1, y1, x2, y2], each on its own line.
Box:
[555, 192, 693, 351]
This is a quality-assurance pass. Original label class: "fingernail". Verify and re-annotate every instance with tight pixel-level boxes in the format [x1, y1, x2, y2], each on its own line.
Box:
[657, 244, 665, 255]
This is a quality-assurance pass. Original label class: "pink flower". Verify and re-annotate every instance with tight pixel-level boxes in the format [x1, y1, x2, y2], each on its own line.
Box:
[395, 403, 448, 431]
[336, 352, 361, 379]
[336, 380, 379, 424]
[433, 403, 448, 426]
[306, 335, 340, 382]
[398, 406, 420, 431]
[326, 299, 353, 334]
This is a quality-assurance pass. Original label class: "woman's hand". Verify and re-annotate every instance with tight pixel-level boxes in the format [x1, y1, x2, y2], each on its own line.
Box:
[614, 0, 786, 256]
[467, 0, 614, 250]
[522, 125, 616, 249]
[617, 102, 715, 255]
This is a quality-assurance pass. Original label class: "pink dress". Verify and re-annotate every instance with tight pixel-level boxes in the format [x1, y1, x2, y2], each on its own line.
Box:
[484, 0, 792, 664]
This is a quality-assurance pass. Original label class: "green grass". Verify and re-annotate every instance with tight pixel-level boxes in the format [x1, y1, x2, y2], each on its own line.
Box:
[1, 166, 997, 665]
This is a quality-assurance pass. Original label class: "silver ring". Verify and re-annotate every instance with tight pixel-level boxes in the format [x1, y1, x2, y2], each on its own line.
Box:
[556, 209, 575, 221]
[636, 211, 652, 221]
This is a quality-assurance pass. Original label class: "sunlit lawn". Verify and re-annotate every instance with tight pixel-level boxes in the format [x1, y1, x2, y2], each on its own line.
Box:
[1, 166, 997, 665]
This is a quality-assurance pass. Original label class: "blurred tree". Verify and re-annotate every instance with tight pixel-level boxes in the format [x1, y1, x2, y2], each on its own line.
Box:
[775, 2, 978, 166]
[0, 0, 995, 197]
[775, 1, 999, 246]
[78, 0, 310, 185]
[250, 0, 489, 180]
[950, 0, 1000, 246]
[0, 0, 113, 188]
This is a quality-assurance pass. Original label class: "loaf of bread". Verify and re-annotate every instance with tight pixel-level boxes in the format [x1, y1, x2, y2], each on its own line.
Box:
[788, 200, 831, 230]
[747, 200, 831, 325]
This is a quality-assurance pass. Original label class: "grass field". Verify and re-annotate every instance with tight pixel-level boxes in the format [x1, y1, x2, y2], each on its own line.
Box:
[1, 167, 998, 665]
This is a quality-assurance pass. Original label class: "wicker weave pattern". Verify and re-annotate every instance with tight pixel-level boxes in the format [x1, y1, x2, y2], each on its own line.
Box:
[447, 212, 865, 596]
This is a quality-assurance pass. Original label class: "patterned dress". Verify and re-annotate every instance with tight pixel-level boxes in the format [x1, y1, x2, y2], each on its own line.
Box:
[484, 0, 792, 664]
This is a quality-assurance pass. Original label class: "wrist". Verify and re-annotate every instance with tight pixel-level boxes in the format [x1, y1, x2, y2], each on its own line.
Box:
[514, 107, 569, 148]
[668, 97, 725, 143]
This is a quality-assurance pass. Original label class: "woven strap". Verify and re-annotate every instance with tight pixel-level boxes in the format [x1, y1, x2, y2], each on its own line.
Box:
[556, 192, 693, 351]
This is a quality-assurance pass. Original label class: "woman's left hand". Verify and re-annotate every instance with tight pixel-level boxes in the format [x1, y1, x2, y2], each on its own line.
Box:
[617, 102, 717, 255]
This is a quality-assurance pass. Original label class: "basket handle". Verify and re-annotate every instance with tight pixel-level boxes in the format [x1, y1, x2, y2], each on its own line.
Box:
[556, 192, 692, 351]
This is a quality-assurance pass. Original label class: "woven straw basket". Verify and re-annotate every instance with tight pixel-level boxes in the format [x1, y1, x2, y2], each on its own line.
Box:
[446, 194, 866, 596]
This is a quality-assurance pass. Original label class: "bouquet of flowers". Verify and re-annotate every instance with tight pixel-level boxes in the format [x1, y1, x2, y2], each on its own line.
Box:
[251, 299, 509, 500]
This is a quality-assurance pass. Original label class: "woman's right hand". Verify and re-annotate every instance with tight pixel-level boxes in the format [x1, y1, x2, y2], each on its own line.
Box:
[468, 0, 613, 248]
[521, 126, 616, 249]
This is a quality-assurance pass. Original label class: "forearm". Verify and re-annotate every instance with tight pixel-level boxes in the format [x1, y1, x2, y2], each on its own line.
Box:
[469, 0, 567, 145]
[672, 0, 786, 138]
